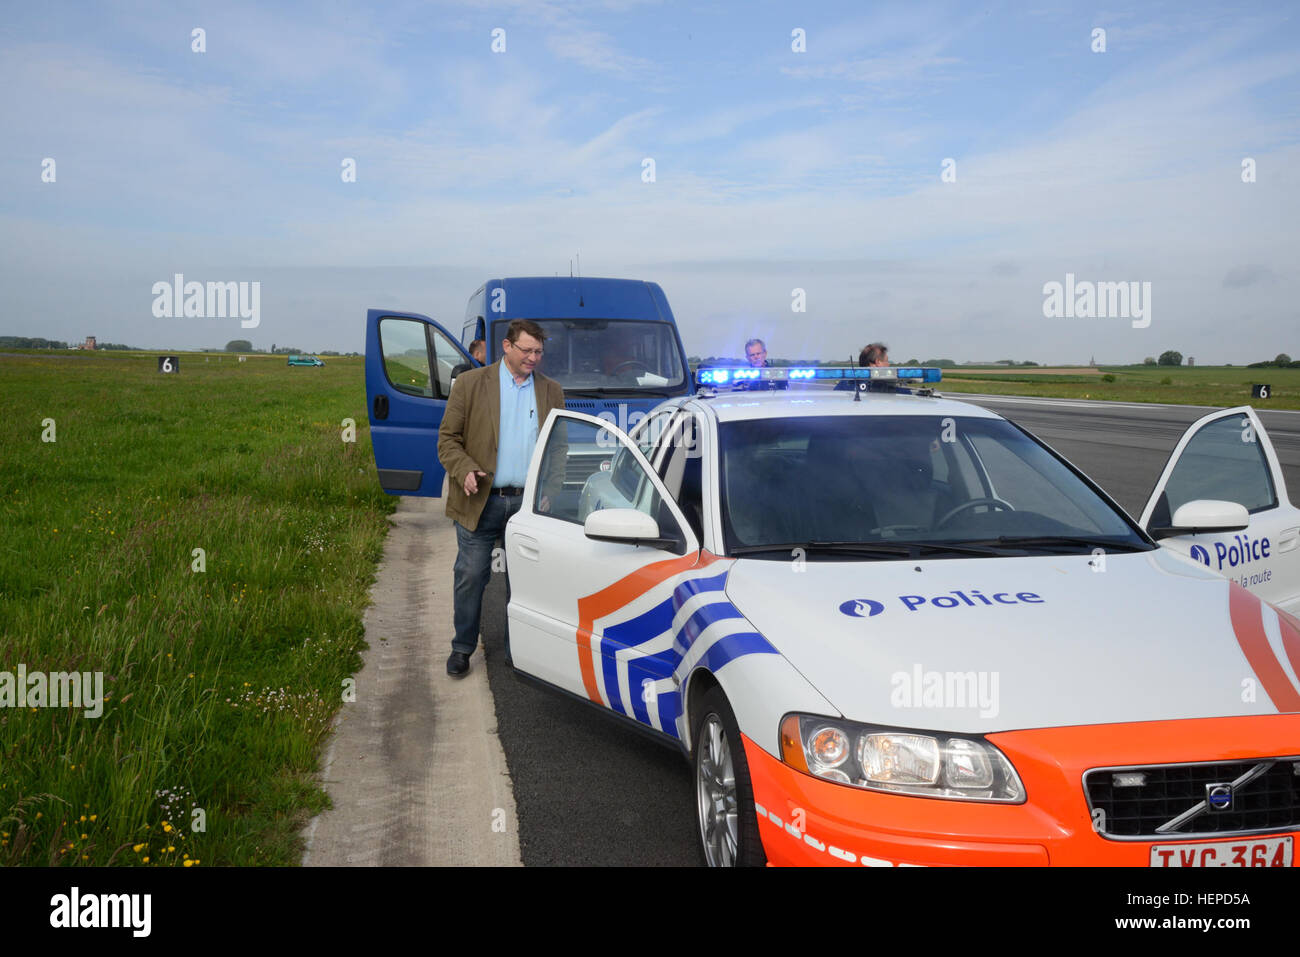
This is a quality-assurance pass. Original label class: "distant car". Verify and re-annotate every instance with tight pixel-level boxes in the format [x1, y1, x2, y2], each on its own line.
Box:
[500, 374, 1300, 866]
[287, 355, 324, 367]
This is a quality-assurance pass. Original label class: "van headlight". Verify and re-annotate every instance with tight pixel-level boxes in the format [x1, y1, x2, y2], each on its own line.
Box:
[780, 715, 1025, 802]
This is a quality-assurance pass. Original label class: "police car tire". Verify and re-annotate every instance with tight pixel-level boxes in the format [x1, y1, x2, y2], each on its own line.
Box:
[693, 686, 766, 867]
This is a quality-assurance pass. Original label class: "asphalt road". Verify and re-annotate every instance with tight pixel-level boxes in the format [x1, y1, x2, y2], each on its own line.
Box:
[481, 395, 1300, 866]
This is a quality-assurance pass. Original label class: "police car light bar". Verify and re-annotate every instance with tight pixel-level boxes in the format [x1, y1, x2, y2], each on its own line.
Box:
[695, 365, 943, 386]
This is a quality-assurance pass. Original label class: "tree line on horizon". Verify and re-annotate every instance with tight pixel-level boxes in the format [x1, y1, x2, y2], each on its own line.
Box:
[0, 336, 359, 357]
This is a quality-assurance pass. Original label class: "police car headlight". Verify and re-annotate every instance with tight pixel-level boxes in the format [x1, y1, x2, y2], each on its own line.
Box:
[808, 726, 850, 770]
[858, 733, 940, 785]
[780, 715, 1025, 803]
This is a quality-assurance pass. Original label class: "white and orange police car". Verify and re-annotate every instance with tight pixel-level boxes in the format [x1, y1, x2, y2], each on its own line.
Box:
[501, 366, 1300, 866]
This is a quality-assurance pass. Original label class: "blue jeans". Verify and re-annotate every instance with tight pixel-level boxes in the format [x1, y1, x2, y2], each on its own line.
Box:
[451, 492, 521, 655]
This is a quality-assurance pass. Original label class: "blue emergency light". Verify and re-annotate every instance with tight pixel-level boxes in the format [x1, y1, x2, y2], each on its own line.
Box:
[695, 365, 942, 387]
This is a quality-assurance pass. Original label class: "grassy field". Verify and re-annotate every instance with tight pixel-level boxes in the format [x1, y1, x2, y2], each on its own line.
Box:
[938, 365, 1300, 410]
[0, 350, 394, 865]
[1, 349, 1293, 867]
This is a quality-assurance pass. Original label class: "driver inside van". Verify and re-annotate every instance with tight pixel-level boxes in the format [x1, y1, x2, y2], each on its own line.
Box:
[601, 328, 642, 378]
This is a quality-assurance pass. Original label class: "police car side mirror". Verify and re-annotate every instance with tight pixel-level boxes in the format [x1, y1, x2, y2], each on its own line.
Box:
[584, 508, 684, 552]
[1149, 499, 1250, 540]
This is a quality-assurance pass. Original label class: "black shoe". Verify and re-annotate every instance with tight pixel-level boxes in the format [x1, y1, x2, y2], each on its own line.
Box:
[446, 651, 471, 678]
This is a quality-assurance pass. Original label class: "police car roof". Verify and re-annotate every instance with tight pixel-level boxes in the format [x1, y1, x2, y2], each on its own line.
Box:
[692, 389, 1003, 424]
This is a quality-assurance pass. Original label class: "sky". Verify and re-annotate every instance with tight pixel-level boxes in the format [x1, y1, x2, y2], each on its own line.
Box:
[1, 0, 1297, 364]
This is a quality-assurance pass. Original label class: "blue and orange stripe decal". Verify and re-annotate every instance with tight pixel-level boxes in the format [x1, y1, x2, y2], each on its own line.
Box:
[574, 550, 778, 738]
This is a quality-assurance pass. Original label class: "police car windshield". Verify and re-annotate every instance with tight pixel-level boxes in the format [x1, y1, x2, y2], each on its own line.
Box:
[490, 319, 686, 393]
[717, 414, 1150, 558]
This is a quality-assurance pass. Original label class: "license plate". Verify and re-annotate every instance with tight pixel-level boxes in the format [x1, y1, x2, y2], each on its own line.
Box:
[1150, 835, 1293, 867]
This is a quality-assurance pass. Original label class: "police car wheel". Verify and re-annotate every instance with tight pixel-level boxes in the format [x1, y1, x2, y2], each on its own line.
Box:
[693, 687, 766, 867]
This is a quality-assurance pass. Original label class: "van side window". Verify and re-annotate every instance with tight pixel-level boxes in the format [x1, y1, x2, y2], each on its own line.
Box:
[379, 317, 433, 398]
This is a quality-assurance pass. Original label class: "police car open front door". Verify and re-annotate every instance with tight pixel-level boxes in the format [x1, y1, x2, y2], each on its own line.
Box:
[505, 409, 701, 723]
[1140, 406, 1300, 613]
[364, 308, 475, 497]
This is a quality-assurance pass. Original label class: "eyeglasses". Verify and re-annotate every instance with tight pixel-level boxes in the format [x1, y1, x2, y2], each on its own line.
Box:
[510, 343, 544, 357]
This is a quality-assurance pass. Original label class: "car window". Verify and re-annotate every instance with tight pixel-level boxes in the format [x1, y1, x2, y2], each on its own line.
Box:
[378, 317, 433, 398]
[630, 408, 678, 462]
[965, 431, 1097, 531]
[429, 326, 467, 399]
[1162, 414, 1276, 515]
[656, 413, 706, 540]
[609, 444, 644, 500]
[534, 417, 670, 529]
[717, 415, 1147, 555]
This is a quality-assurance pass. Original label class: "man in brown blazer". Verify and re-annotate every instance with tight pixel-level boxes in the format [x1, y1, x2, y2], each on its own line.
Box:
[438, 318, 566, 677]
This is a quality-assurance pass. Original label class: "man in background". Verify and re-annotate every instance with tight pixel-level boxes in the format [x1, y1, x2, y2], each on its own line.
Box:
[450, 338, 486, 381]
[739, 337, 788, 391]
[860, 342, 889, 367]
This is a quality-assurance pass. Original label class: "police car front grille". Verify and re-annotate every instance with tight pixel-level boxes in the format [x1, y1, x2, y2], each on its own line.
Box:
[1084, 758, 1300, 839]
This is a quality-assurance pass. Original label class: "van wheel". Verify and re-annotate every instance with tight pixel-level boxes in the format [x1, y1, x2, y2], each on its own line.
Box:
[693, 687, 766, 867]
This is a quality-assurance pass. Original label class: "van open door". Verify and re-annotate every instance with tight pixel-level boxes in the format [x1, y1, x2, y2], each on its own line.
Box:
[364, 309, 476, 497]
[1139, 406, 1300, 613]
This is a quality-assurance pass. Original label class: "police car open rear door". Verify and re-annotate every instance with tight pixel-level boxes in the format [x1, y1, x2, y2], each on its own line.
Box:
[365, 308, 476, 497]
[1139, 406, 1300, 613]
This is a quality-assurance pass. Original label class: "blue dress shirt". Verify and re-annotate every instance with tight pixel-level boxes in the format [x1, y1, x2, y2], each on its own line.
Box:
[495, 360, 538, 487]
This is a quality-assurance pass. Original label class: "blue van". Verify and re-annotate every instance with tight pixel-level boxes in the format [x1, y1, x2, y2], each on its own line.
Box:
[364, 276, 692, 497]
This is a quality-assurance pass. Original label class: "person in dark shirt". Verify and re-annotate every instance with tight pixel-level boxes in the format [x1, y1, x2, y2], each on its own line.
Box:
[860, 342, 889, 367]
[836, 342, 909, 393]
[739, 338, 788, 391]
[450, 338, 486, 383]
[859, 342, 912, 394]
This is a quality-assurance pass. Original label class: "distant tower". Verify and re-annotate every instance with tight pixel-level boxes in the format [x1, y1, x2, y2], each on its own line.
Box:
[1089, 355, 1096, 367]
[1187, 357, 1195, 366]
[84, 336, 96, 350]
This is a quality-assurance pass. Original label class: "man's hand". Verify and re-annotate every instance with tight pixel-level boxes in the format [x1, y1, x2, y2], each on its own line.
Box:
[539, 495, 551, 513]
[463, 469, 488, 496]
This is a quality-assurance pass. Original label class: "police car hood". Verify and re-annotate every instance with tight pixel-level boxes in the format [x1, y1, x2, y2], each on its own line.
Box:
[724, 547, 1292, 734]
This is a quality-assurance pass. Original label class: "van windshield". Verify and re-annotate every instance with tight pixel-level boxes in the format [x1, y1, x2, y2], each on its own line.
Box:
[490, 319, 686, 393]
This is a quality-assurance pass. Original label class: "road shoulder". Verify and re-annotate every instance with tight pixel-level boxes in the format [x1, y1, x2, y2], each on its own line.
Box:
[301, 495, 521, 866]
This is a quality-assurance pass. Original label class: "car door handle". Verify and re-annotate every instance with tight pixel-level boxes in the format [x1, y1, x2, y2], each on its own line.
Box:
[515, 535, 540, 562]
[1277, 526, 1299, 554]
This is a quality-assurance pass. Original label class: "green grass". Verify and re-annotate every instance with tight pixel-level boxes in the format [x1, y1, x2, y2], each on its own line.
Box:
[0, 351, 395, 865]
[938, 365, 1300, 409]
